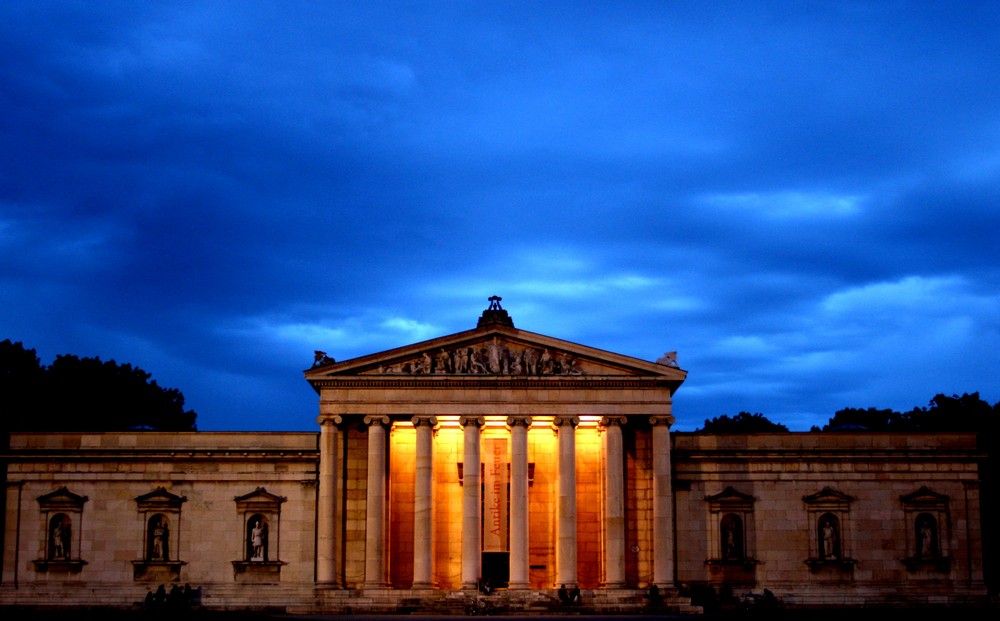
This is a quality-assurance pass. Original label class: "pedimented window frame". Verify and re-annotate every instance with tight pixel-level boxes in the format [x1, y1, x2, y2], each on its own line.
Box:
[803, 487, 856, 572]
[704, 486, 758, 586]
[231, 487, 287, 581]
[33, 486, 88, 573]
[131, 487, 187, 582]
[900, 486, 951, 573]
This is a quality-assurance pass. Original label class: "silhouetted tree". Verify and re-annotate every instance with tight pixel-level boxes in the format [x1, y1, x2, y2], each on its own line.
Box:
[695, 411, 789, 433]
[0, 339, 47, 432]
[0, 340, 197, 432]
[814, 406, 903, 431]
[816, 392, 999, 433]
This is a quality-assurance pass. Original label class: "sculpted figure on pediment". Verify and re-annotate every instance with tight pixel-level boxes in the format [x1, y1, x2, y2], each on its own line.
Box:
[559, 353, 582, 375]
[510, 349, 523, 374]
[540, 349, 554, 374]
[469, 348, 488, 374]
[365, 341, 588, 376]
[454, 347, 470, 373]
[523, 348, 540, 375]
[435, 349, 451, 374]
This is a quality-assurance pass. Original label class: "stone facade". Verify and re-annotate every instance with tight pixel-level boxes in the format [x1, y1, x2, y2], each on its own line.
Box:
[0, 305, 989, 611]
[2, 432, 319, 609]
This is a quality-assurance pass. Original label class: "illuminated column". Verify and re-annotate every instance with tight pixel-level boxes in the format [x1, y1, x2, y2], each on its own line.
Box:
[317, 415, 343, 586]
[554, 415, 579, 587]
[650, 415, 675, 587]
[602, 416, 626, 587]
[460, 416, 484, 589]
[363, 415, 389, 588]
[412, 415, 437, 588]
[508, 415, 532, 589]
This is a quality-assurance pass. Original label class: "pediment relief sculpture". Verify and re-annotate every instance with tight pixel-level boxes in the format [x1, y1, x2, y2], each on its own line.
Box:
[367, 337, 587, 376]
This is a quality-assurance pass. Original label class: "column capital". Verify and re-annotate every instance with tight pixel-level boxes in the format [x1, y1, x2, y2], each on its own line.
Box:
[552, 415, 579, 428]
[600, 415, 628, 427]
[363, 415, 390, 427]
[506, 415, 532, 428]
[649, 415, 674, 427]
[459, 416, 485, 428]
[317, 414, 344, 427]
[411, 415, 438, 428]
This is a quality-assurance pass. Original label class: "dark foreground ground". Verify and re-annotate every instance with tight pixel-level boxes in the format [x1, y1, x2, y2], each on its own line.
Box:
[2, 609, 999, 621]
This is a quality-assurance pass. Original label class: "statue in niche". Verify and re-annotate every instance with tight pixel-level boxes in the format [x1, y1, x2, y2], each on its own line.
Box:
[723, 524, 736, 559]
[721, 514, 742, 560]
[149, 515, 170, 561]
[916, 514, 937, 559]
[250, 519, 266, 561]
[819, 514, 839, 560]
[50, 515, 71, 560]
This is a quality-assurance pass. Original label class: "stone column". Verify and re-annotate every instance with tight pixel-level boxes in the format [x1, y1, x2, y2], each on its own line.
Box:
[602, 416, 626, 587]
[650, 415, 675, 587]
[554, 416, 579, 587]
[363, 415, 389, 588]
[412, 415, 437, 588]
[317, 415, 343, 586]
[507, 415, 532, 589]
[460, 416, 484, 589]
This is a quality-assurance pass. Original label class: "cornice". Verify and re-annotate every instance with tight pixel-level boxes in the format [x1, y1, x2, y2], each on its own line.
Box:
[311, 375, 673, 390]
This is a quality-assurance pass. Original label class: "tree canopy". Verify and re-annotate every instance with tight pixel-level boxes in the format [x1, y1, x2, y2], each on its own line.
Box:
[695, 411, 789, 433]
[1, 339, 197, 432]
[814, 392, 1000, 433]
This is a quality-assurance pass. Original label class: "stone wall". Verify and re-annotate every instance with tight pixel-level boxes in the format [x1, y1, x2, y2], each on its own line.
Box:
[671, 432, 986, 606]
[2, 432, 318, 607]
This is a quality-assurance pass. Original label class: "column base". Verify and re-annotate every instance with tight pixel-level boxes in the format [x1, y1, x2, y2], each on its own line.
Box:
[411, 582, 436, 589]
[508, 581, 531, 590]
[602, 582, 626, 589]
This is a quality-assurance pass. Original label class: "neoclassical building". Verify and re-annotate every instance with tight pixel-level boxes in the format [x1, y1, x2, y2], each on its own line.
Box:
[0, 301, 989, 612]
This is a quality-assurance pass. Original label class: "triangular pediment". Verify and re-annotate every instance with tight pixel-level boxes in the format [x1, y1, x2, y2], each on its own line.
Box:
[235, 487, 287, 505]
[900, 486, 949, 507]
[706, 486, 756, 504]
[135, 487, 187, 510]
[305, 324, 686, 386]
[803, 486, 854, 506]
[37, 486, 89, 510]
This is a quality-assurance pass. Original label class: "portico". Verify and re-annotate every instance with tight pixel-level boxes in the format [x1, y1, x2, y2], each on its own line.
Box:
[305, 301, 685, 591]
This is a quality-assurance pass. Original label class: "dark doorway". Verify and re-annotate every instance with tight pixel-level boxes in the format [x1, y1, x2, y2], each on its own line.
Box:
[481, 551, 509, 588]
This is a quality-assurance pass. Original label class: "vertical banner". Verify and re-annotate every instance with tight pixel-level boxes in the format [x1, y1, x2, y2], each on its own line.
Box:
[482, 437, 509, 551]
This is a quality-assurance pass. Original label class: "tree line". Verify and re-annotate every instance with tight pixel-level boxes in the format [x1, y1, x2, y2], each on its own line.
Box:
[697, 392, 1000, 434]
[1, 339, 197, 432]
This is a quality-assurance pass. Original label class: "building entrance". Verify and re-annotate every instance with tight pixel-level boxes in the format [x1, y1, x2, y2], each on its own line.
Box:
[482, 436, 510, 587]
[482, 551, 510, 588]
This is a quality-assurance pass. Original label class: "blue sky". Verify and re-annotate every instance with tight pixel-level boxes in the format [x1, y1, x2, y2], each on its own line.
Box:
[2, 1, 999, 431]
